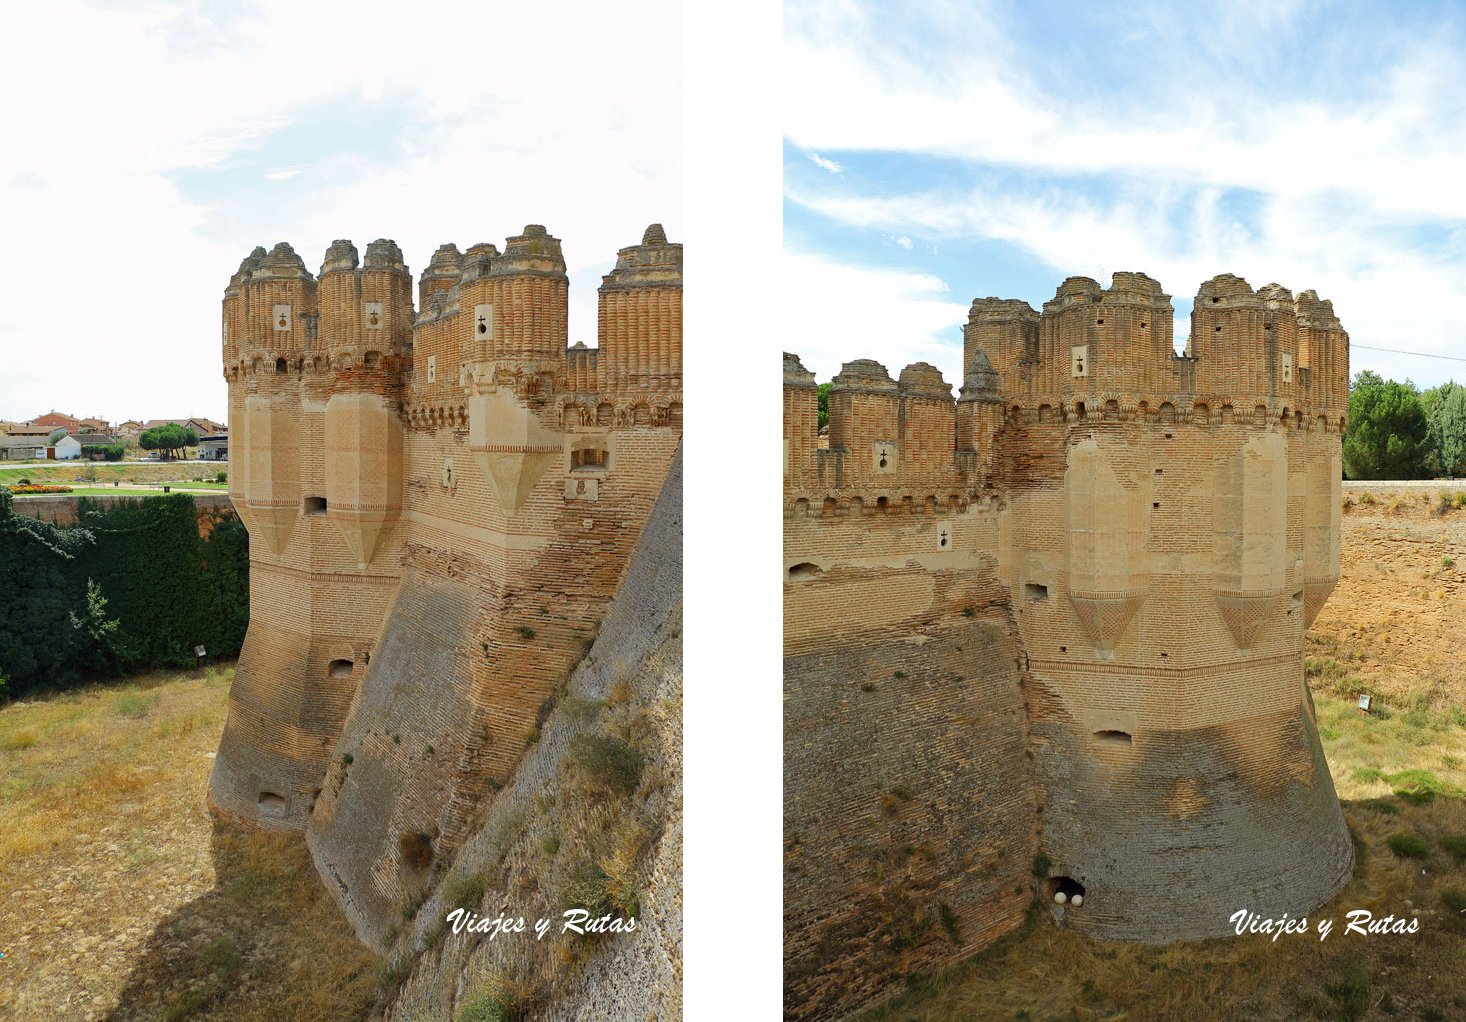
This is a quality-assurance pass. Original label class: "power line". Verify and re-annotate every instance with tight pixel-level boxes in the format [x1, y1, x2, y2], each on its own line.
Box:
[1353, 344, 1466, 364]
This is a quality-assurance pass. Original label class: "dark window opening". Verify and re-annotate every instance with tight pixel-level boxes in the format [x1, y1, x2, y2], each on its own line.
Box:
[1094, 730, 1132, 746]
[258, 791, 286, 815]
[1212, 296, 1221, 303]
[275, 357, 288, 374]
[876, 496, 888, 511]
[571, 447, 608, 471]
[1152, 501, 1161, 509]
[1047, 876, 1086, 906]
[1096, 319, 1104, 325]
[329, 658, 353, 679]
[364, 350, 381, 367]
[788, 562, 822, 580]
[1025, 583, 1049, 601]
[304, 496, 327, 516]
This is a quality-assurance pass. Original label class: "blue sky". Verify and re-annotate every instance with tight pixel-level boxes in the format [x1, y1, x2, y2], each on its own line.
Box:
[784, 0, 1466, 390]
[0, 0, 680, 425]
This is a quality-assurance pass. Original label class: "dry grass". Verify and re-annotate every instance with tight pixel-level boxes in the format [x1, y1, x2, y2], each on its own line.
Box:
[861, 491, 1466, 1022]
[0, 664, 378, 1022]
[863, 707, 1466, 1021]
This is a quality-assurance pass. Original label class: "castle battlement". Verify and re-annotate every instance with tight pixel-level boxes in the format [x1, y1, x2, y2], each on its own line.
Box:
[785, 272, 1351, 506]
[211, 223, 682, 954]
[784, 268, 1352, 1022]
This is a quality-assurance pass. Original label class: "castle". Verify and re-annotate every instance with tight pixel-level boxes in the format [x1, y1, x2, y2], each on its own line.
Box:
[208, 224, 681, 951]
[783, 271, 1353, 1020]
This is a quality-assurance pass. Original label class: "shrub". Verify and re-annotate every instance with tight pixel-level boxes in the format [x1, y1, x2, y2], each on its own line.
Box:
[1386, 769, 1460, 804]
[398, 832, 434, 871]
[516, 625, 536, 640]
[1444, 556, 1456, 569]
[441, 871, 485, 913]
[1031, 852, 1052, 878]
[1439, 835, 1466, 862]
[569, 733, 644, 795]
[1442, 888, 1466, 913]
[215, 471, 227, 484]
[562, 860, 639, 919]
[458, 990, 518, 1022]
[1386, 833, 1429, 858]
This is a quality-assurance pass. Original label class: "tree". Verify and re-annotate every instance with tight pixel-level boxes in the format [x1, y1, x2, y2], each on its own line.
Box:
[1342, 375, 1430, 480]
[1439, 387, 1466, 478]
[817, 382, 831, 430]
[139, 423, 199, 460]
[102, 443, 125, 462]
[1420, 381, 1464, 478]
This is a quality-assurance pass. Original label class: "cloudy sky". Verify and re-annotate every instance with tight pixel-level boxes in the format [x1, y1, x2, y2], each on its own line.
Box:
[785, 0, 1466, 391]
[0, 0, 680, 425]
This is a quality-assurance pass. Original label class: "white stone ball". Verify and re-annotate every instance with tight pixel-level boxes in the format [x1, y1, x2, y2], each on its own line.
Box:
[1071, 894, 1083, 907]
[1054, 891, 1067, 904]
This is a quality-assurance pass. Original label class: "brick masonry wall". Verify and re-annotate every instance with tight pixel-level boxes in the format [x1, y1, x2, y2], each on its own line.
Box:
[9, 492, 232, 530]
[784, 504, 1036, 1021]
[783, 269, 1354, 1021]
[210, 224, 682, 957]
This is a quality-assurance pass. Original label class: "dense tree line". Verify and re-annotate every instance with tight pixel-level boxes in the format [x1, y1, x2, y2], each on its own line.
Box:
[0, 491, 248, 697]
[1344, 371, 1466, 480]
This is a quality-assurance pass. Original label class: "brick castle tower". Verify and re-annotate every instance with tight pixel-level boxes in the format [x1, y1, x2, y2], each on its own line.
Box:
[783, 271, 1352, 1021]
[211, 224, 681, 950]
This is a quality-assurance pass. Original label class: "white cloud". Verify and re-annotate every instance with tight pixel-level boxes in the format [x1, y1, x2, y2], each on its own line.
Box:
[783, 249, 969, 385]
[785, 4, 1466, 222]
[893, 235, 913, 250]
[783, 2, 1466, 386]
[0, 0, 680, 424]
[807, 152, 844, 174]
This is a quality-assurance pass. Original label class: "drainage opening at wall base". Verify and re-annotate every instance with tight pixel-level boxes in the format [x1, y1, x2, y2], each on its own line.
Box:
[788, 562, 822, 580]
[1093, 729, 1132, 747]
[1047, 876, 1086, 906]
[257, 791, 286, 816]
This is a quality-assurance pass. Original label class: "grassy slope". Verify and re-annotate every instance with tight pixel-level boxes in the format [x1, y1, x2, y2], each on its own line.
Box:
[863, 495, 1466, 1022]
[0, 464, 227, 487]
[0, 666, 378, 1022]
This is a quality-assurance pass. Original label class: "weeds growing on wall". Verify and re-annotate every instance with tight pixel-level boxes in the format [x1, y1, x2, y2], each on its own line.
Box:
[0, 491, 249, 695]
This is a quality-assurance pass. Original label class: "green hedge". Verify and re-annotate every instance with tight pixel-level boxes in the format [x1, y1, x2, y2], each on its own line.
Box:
[0, 491, 249, 695]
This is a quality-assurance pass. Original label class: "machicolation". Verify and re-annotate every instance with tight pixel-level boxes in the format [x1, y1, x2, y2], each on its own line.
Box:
[784, 271, 1353, 1021]
[209, 223, 681, 952]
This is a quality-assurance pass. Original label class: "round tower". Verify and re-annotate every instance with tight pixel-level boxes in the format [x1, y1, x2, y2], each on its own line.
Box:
[463, 226, 569, 515]
[1002, 275, 1353, 941]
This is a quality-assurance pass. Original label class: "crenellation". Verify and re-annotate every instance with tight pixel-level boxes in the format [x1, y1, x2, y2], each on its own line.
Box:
[785, 267, 1354, 1022]
[210, 223, 682, 954]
